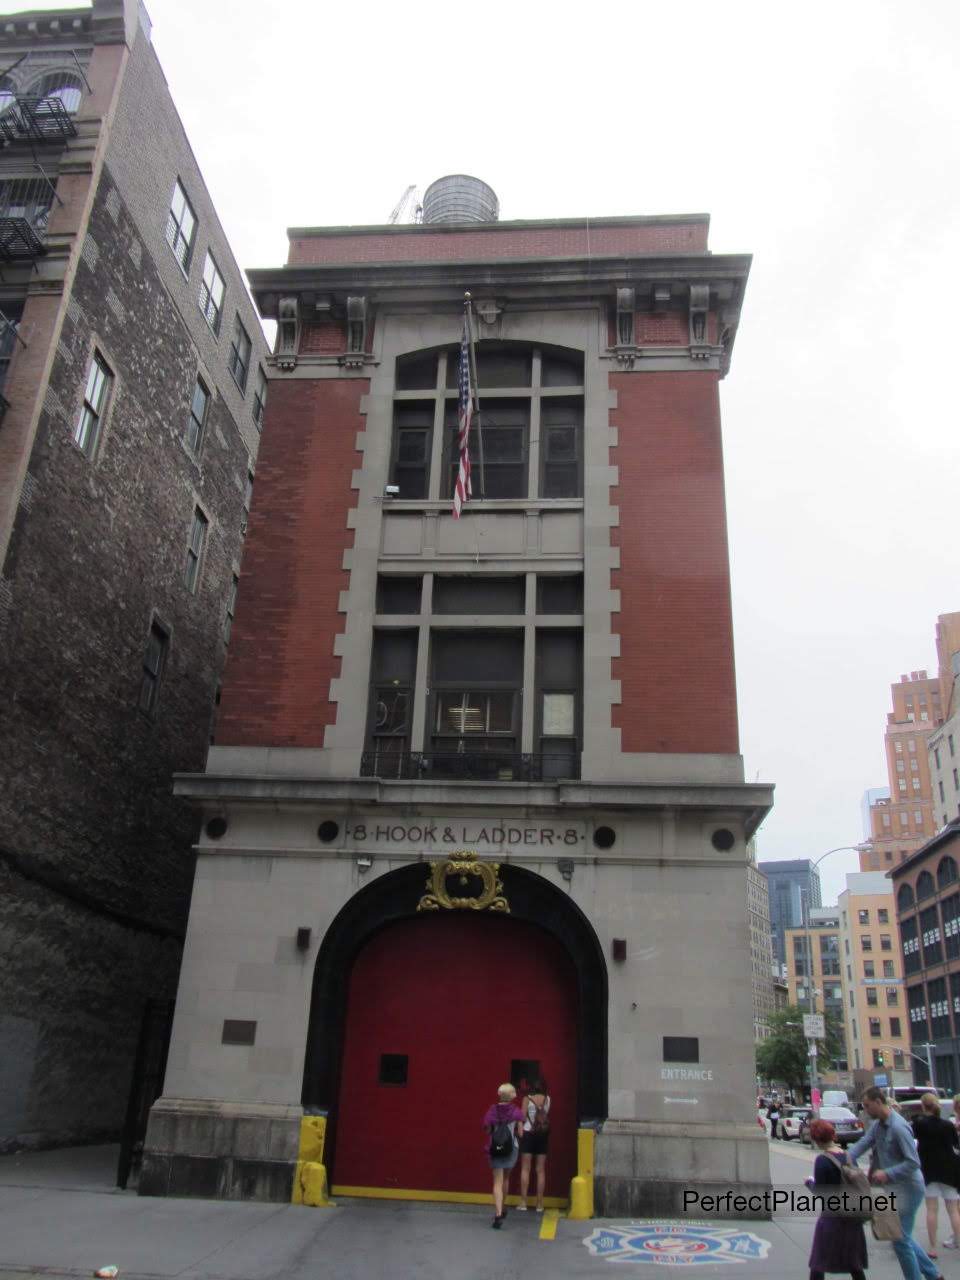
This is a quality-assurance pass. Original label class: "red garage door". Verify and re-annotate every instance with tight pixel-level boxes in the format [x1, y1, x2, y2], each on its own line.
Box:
[332, 913, 578, 1201]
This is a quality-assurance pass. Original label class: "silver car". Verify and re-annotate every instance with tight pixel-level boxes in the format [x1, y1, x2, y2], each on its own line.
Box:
[801, 1105, 865, 1148]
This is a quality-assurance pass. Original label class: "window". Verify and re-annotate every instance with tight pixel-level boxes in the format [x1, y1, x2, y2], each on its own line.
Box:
[861, 935, 872, 951]
[389, 401, 433, 498]
[896, 759, 905, 772]
[949, 735, 955, 756]
[433, 575, 524, 614]
[540, 397, 582, 497]
[376, 576, 422, 614]
[858, 909, 870, 925]
[878, 909, 889, 924]
[165, 180, 196, 272]
[184, 507, 208, 593]
[910, 759, 918, 771]
[537, 575, 583, 614]
[73, 351, 111, 458]
[224, 573, 238, 643]
[899, 779, 907, 793]
[895, 742, 903, 754]
[909, 739, 916, 753]
[883, 959, 895, 978]
[914, 810, 922, 824]
[864, 960, 875, 978]
[889, 1017, 901, 1038]
[243, 468, 253, 514]
[364, 630, 417, 777]
[429, 630, 523, 777]
[138, 619, 168, 714]
[198, 251, 224, 334]
[185, 377, 209, 452]
[886, 987, 899, 1006]
[228, 316, 251, 392]
[941, 781, 947, 803]
[866, 987, 878, 1006]
[869, 1017, 881, 1038]
[880, 934, 892, 951]
[912, 778, 921, 791]
[31, 69, 83, 113]
[936, 748, 942, 768]
[253, 367, 267, 428]
[445, 398, 529, 498]
[883, 814, 891, 827]
[954, 768, 959, 790]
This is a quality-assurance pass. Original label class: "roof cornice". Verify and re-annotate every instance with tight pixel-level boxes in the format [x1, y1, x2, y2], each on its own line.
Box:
[286, 212, 712, 239]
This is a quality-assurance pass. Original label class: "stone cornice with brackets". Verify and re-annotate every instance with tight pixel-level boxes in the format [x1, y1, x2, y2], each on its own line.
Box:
[252, 251, 750, 379]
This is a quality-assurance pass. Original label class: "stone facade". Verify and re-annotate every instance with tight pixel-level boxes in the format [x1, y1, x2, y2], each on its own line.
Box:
[0, 2, 267, 1150]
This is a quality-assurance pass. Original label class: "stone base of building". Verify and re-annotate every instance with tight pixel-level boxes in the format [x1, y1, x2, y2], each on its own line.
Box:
[139, 1098, 301, 1202]
[595, 1120, 772, 1219]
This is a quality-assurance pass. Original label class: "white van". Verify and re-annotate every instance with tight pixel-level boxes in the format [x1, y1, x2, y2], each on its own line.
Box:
[821, 1090, 850, 1108]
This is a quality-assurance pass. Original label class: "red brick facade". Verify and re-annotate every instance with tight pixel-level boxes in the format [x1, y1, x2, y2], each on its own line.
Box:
[288, 219, 708, 267]
[609, 370, 739, 754]
[216, 379, 366, 747]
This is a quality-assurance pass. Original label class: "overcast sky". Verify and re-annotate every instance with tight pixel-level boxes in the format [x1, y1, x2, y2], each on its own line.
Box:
[37, 0, 960, 904]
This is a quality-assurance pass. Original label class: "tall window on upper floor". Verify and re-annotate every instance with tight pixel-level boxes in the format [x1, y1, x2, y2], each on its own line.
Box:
[228, 316, 251, 393]
[199, 251, 224, 335]
[389, 341, 584, 501]
[364, 630, 417, 778]
[166, 179, 197, 274]
[536, 630, 582, 780]
[429, 630, 523, 777]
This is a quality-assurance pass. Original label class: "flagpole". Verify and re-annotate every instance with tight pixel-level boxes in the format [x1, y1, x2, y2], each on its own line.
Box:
[463, 292, 485, 499]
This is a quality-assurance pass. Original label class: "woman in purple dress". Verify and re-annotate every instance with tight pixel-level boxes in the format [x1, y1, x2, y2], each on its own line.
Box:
[482, 1083, 524, 1229]
[806, 1118, 868, 1280]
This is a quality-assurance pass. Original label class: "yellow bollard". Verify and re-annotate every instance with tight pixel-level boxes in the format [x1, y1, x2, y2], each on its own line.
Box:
[567, 1127, 595, 1219]
[292, 1116, 332, 1206]
[300, 1161, 329, 1206]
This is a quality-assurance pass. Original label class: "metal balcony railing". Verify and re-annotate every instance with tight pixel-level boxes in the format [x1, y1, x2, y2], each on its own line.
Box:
[0, 177, 53, 262]
[0, 94, 77, 145]
[360, 749, 581, 783]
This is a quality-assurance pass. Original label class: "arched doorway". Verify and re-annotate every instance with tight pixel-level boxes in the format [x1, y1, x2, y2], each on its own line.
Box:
[334, 913, 577, 1198]
[302, 861, 607, 1202]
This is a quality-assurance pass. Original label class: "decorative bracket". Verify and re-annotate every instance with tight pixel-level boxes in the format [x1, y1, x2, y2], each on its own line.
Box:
[342, 295, 368, 368]
[688, 284, 711, 360]
[417, 854, 510, 913]
[613, 287, 639, 368]
[276, 295, 300, 371]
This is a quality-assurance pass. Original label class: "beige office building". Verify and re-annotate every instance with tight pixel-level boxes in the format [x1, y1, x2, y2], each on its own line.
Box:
[838, 873, 910, 1082]
[785, 906, 846, 1085]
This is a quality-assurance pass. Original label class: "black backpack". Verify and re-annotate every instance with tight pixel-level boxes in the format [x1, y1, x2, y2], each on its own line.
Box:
[489, 1120, 514, 1159]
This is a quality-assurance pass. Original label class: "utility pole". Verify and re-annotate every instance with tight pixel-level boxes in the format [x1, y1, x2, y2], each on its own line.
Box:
[803, 891, 820, 1111]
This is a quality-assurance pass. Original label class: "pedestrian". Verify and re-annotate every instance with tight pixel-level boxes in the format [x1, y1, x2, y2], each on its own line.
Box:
[912, 1092, 960, 1256]
[849, 1086, 945, 1280]
[517, 1078, 550, 1213]
[805, 1117, 868, 1280]
[952, 1094, 960, 1135]
[483, 1082, 524, 1229]
[767, 1097, 782, 1140]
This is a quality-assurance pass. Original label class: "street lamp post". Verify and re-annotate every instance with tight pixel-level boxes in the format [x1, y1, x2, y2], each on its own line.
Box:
[801, 844, 871, 1113]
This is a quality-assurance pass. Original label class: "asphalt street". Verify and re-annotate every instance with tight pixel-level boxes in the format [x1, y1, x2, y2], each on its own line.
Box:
[0, 1139, 948, 1279]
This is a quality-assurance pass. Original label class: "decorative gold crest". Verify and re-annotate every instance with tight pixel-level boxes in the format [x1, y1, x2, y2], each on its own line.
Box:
[417, 854, 510, 914]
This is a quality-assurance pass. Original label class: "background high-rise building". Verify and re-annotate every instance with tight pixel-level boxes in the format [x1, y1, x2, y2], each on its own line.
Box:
[862, 671, 942, 871]
[747, 846, 775, 1039]
[784, 904, 847, 1083]
[759, 859, 823, 969]
[928, 613, 960, 831]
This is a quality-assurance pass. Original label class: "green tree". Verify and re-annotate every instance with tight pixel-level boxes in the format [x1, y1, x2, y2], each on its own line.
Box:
[756, 1005, 845, 1093]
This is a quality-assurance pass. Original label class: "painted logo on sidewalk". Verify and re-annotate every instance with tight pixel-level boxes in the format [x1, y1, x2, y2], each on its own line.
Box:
[583, 1222, 771, 1266]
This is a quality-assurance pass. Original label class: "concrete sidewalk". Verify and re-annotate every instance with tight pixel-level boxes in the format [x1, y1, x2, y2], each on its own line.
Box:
[0, 1141, 938, 1279]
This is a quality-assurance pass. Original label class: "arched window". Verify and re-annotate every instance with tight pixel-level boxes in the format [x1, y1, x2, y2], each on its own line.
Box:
[29, 70, 83, 115]
[938, 856, 958, 889]
[897, 883, 915, 911]
[916, 871, 935, 902]
[0, 76, 16, 117]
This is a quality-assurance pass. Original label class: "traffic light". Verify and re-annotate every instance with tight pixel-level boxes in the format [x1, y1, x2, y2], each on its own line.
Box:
[876, 1051, 885, 1067]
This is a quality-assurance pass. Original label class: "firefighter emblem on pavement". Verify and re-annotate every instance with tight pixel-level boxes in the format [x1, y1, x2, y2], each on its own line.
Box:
[584, 1222, 771, 1266]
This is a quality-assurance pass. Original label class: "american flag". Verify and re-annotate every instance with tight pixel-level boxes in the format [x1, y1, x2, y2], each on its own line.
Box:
[452, 320, 472, 518]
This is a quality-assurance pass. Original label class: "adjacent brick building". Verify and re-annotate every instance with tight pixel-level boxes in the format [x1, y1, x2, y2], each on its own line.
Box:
[0, 1, 267, 1150]
[144, 176, 774, 1213]
[891, 820, 960, 1091]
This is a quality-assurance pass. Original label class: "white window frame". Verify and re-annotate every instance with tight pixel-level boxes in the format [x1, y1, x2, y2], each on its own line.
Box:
[198, 251, 224, 335]
[166, 179, 196, 275]
[184, 506, 208, 594]
[73, 351, 111, 459]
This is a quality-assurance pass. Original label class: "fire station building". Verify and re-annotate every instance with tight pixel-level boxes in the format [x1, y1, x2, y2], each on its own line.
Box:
[141, 177, 774, 1214]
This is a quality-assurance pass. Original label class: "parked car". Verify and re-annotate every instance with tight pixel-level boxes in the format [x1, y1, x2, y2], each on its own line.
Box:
[781, 1106, 813, 1141]
[801, 1106, 864, 1147]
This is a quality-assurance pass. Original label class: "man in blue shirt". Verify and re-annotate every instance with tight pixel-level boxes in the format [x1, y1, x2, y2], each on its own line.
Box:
[849, 1086, 944, 1280]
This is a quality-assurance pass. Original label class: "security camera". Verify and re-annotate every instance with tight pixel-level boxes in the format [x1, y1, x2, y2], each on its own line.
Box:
[384, 485, 400, 498]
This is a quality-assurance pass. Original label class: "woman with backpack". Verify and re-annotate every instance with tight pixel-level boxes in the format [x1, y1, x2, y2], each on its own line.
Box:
[517, 1079, 551, 1212]
[804, 1117, 868, 1280]
[482, 1083, 524, 1229]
